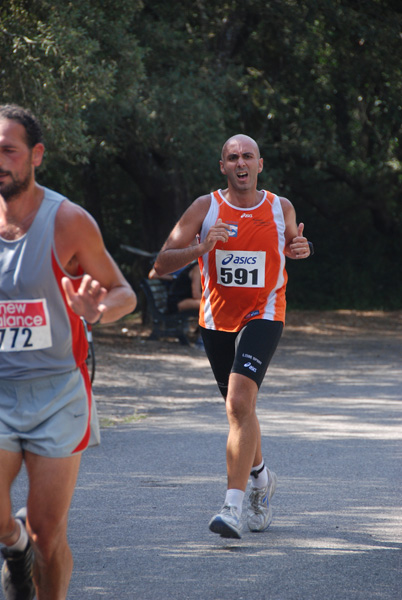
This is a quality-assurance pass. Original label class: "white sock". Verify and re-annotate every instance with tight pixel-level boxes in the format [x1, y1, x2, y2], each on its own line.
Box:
[8, 519, 29, 552]
[224, 489, 245, 514]
[250, 460, 268, 489]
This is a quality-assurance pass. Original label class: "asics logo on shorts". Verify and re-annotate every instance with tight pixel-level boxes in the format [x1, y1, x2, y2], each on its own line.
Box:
[244, 362, 257, 373]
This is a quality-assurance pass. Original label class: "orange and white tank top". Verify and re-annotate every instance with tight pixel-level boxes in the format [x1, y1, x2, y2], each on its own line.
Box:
[198, 189, 287, 332]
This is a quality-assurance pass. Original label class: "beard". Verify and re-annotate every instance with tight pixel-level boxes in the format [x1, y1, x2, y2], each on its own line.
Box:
[0, 168, 33, 201]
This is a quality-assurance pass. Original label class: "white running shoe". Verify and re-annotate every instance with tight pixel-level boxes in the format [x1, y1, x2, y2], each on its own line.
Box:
[208, 504, 242, 539]
[247, 468, 277, 532]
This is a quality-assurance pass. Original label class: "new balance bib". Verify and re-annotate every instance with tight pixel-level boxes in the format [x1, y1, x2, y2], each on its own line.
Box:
[0, 188, 88, 379]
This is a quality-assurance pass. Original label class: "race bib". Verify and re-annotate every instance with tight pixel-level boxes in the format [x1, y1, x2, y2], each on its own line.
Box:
[0, 299, 52, 352]
[215, 250, 266, 288]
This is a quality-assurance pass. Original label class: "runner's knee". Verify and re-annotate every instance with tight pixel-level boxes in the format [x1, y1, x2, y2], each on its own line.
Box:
[28, 513, 68, 560]
[226, 390, 256, 423]
[0, 515, 18, 542]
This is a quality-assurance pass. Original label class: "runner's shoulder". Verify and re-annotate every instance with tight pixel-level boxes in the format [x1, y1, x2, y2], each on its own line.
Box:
[55, 199, 100, 235]
[182, 194, 211, 224]
[279, 196, 295, 216]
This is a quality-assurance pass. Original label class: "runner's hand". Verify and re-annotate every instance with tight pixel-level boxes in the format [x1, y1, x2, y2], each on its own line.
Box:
[62, 274, 107, 324]
[203, 218, 231, 252]
[288, 223, 311, 259]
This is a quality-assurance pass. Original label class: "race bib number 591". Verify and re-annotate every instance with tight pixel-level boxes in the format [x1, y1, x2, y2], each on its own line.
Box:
[0, 299, 52, 351]
[215, 250, 266, 288]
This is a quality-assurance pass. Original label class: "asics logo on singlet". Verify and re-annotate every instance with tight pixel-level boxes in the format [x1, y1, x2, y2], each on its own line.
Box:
[241, 213, 252, 218]
[221, 254, 257, 265]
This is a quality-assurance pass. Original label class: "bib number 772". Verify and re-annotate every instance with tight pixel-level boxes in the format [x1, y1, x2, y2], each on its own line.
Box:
[0, 327, 33, 350]
[0, 299, 52, 351]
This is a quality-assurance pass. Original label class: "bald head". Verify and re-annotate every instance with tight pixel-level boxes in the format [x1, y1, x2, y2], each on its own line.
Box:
[221, 134, 260, 161]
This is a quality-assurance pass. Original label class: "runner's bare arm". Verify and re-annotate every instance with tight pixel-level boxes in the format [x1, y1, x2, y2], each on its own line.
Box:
[280, 197, 311, 260]
[55, 200, 136, 324]
[154, 195, 230, 276]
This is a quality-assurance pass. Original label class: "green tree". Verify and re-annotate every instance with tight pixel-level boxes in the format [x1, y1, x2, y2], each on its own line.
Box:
[1, 0, 402, 308]
[0, 0, 143, 220]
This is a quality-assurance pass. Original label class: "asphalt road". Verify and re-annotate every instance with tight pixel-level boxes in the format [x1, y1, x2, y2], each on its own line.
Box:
[8, 312, 402, 599]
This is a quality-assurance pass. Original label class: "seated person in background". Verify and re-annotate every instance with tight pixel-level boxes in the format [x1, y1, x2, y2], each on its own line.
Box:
[167, 262, 201, 314]
[148, 267, 174, 283]
[148, 262, 203, 347]
[148, 262, 201, 314]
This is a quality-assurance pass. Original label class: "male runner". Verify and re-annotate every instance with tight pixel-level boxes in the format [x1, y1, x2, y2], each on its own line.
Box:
[0, 104, 136, 599]
[154, 134, 312, 539]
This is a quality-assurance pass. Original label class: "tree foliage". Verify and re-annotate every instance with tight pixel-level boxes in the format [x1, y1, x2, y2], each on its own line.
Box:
[1, 0, 401, 308]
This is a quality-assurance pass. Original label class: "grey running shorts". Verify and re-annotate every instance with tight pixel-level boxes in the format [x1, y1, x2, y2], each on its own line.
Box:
[200, 319, 283, 398]
[0, 367, 100, 457]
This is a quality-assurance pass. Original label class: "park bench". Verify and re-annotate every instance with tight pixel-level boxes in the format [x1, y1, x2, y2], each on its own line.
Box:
[140, 278, 198, 345]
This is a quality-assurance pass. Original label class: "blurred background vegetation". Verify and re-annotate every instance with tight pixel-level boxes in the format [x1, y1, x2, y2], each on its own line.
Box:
[1, 0, 401, 309]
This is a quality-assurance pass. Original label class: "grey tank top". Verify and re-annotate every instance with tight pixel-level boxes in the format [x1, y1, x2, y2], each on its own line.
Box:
[0, 187, 88, 379]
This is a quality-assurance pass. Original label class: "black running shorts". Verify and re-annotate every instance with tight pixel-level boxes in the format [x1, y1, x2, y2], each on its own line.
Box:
[200, 319, 283, 399]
